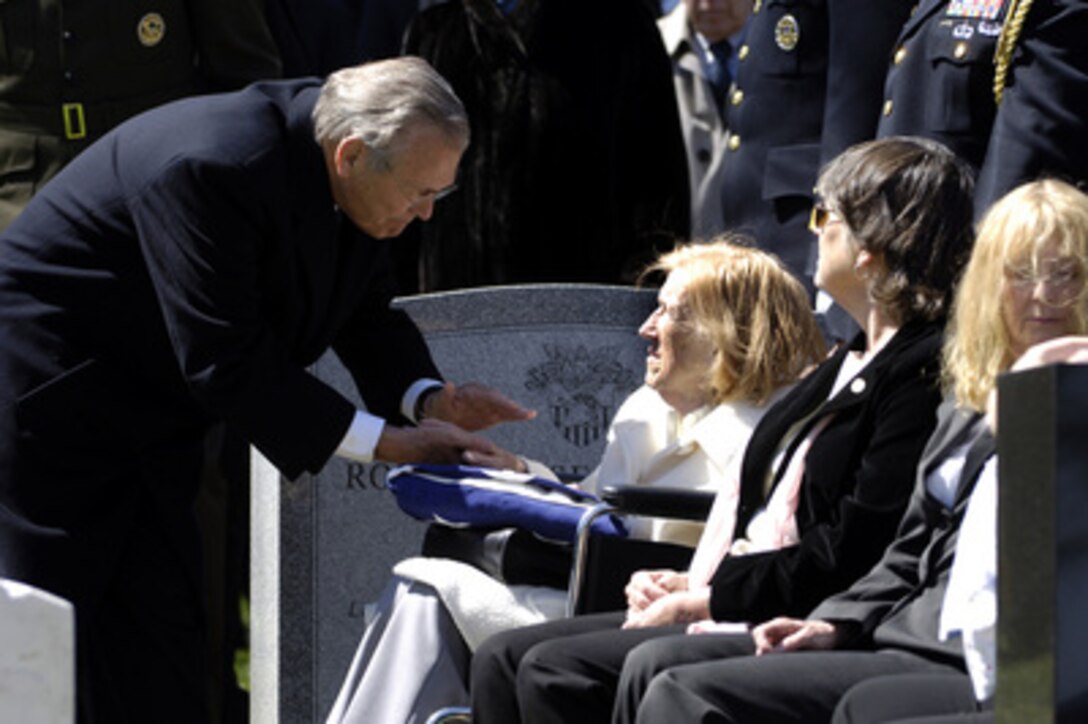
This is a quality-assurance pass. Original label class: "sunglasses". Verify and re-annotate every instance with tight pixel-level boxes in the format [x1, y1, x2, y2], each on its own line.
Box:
[808, 204, 839, 233]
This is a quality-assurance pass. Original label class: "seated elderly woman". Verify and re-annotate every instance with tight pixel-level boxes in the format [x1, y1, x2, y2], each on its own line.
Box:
[469, 136, 977, 724]
[622, 178, 1088, 724]
[325, 239, 826, 723]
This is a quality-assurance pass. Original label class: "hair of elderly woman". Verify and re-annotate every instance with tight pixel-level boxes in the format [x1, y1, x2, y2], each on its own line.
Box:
[943, 178, 1088, 411]
[312, 56, 470, 171]
[642, 237, 827, 406]
[815, 136, 976, 325]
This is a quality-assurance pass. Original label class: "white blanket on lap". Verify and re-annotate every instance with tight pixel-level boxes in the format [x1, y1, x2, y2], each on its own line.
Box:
[393, 556, 567, 651]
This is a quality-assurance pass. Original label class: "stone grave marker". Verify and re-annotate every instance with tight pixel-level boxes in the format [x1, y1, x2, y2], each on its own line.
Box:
[251, 283, 655, 722]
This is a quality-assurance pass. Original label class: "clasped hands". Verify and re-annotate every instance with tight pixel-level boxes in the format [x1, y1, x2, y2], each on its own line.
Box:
[620, 568, 845, 653]
[621, 569, 712, 629]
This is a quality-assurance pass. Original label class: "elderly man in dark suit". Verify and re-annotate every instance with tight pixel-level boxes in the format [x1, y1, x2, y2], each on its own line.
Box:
[0, 56, 530, 724]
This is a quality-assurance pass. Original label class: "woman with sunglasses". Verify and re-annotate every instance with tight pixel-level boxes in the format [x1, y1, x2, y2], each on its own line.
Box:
[468, 136, 977, 723]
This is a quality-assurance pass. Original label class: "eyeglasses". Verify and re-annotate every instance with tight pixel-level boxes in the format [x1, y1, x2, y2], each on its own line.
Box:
[808, 204, 841, 233]
[1004, 262, 1086, 307]
[390, 170, 459, 212]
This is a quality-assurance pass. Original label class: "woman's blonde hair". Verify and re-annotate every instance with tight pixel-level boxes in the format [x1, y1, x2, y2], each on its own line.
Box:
[642, 236, 826, 406]
[943, 179, 1088, 410]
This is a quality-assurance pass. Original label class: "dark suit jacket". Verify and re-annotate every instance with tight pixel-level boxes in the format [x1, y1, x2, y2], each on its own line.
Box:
[708, 320, 944, 622]
[719, 0, 914, 287]
[0, 79, 439, 596]
[876, 0, 1088, 216]
[811, 401, 994, 667]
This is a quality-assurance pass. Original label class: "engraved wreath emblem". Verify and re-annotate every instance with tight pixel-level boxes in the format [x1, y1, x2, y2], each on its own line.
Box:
[525, 345, 637, 448]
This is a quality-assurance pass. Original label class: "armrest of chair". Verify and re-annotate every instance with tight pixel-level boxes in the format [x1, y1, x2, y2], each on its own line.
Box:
[565, 486, 716, 616]
[600, 485, 715, 521]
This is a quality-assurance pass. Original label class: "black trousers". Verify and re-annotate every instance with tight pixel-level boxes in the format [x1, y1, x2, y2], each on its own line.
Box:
[630, 640, 964, 724]
[832, 673, 991, 724]
[470, 610, 687, 723]
[0, 438, 212, 724]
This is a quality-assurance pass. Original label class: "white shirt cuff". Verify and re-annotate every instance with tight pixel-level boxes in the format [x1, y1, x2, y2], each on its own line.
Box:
[335, 410, 386, 463]
[402, 378, 444, 423]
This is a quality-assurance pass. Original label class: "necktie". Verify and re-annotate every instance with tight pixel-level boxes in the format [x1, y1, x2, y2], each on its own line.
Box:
[705, 39, 732, 116]
[709, 39, 733, 97]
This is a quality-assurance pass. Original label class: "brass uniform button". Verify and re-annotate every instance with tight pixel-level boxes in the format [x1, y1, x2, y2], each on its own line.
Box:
[731, 88, 744, 106]
[728, 135, 741, 151]
[954, 41, 968, 59]
[137, 12, 166, 48]
[883, 99, 894, 116]
[738, 44, 750, 61]
[894, 46, 907, 65]
[754, 0, 762, 13]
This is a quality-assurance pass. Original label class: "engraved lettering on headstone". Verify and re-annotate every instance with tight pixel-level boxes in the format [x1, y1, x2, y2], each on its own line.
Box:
[526, 344, 637, 448]
[345, 461, 392, 490]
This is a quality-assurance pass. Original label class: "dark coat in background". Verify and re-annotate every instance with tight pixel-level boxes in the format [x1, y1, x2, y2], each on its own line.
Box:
[718, 0, 915, 290]
[265, 0, 367, 77]
[397, 0, 690, 292]
[876, 0, 1088, 216]
[0, 80, 438, 721]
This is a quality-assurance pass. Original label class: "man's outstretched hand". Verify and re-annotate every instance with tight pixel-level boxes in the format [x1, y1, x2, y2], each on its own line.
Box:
[424, 381, 536, 431]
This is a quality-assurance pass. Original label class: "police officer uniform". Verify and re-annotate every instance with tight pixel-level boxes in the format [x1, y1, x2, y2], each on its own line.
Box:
[0, 0, 281, 229]
[877, 0, 1088, 215]
[719, 0, 913, 293]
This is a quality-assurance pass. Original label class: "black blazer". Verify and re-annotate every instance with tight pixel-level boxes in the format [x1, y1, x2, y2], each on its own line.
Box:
[876, 0, 1088, 216]
[811, 401, 994, 667]
[0, 79, 440, 505]
[708, 320, 944, 622]
[719, 0, 914, 286]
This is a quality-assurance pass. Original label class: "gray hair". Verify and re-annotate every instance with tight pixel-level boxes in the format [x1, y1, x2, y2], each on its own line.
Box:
[313, 56, 470, 171]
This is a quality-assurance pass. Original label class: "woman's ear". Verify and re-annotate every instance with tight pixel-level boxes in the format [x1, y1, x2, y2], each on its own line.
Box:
[854, 248, 884, 280]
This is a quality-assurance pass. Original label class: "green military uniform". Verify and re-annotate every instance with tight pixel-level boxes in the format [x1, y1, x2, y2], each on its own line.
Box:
[0, 0, 281, 229]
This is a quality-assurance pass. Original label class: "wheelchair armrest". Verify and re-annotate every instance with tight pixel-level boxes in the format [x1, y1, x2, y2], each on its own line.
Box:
[600, 485, 715, 521]
[566, 486, 715, 615]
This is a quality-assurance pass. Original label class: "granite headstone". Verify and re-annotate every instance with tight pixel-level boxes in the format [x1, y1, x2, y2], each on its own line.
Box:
[997, 363, 1088, 723]
[0, 579, 75, 724]
[251, 284, 656, 722]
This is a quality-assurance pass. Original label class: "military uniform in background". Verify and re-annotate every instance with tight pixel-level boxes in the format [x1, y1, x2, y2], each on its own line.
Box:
[718, 0, 914, 292]
[0, 0, 281, 229]
[877, 0, 1088, 216]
